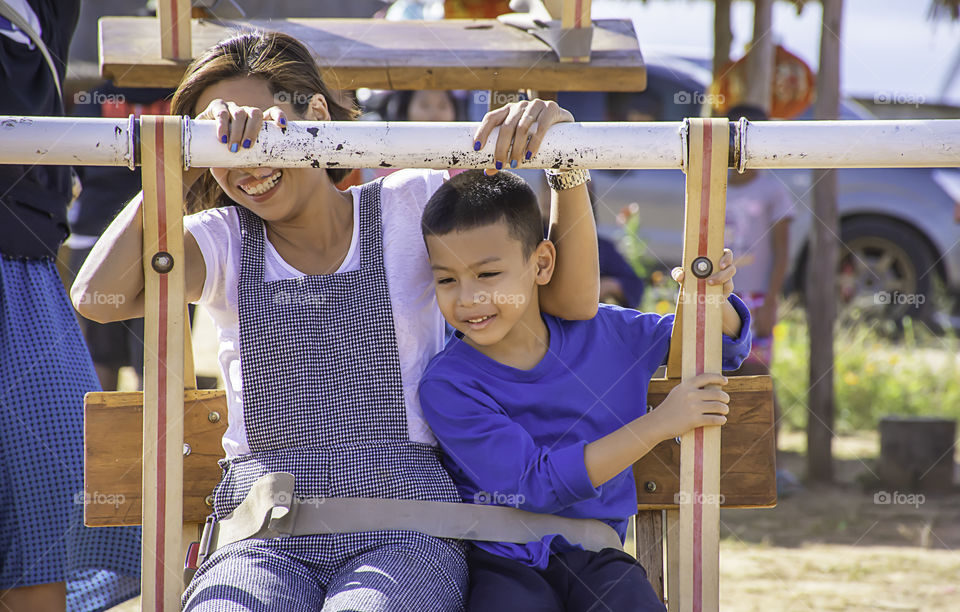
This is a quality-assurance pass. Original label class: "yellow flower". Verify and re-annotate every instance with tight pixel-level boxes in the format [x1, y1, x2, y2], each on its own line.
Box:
[843, 371, 860, 386]
[773, 323, 787, 343]
[864, 363, 876, 375]
[655, 300, 672, 315]
[888, 354, 900, 365]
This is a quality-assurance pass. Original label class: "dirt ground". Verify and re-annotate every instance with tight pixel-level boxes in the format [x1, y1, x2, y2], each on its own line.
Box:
[716, 432, 960, 611]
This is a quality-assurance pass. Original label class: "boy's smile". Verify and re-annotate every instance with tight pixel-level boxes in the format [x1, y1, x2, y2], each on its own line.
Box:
[426, 220, 556, 369]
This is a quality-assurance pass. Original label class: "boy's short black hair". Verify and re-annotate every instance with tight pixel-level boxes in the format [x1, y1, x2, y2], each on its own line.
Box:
[421, 170, 544, 258]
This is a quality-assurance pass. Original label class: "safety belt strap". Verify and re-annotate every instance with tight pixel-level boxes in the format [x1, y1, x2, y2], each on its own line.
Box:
[197, 473, 623, 566]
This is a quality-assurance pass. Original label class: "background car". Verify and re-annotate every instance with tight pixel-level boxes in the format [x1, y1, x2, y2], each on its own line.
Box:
[555, 55, 960, 329]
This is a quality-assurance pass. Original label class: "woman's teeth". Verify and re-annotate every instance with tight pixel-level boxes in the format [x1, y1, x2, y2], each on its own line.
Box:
[241, 171, 282, 196]
[467, 316, 492, 324]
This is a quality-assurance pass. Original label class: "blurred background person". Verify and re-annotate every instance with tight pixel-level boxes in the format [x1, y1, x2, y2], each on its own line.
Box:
[0, 1, 140, 611]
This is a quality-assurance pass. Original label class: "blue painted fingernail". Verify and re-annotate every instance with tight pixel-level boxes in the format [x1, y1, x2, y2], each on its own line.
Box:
[279, 117, 287, 126]
[495, 160, 503, 170]
[510, 159, 518, 169]
[474, 140, 481, 151]
[242, 139, 251, 149]
[221, 135, 228, 143]
[230, 142, 239, 153]
[525, 150, 532, 160]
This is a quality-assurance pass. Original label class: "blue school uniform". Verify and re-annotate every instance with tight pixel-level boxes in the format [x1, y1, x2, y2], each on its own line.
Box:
[182, 181, 467, 611]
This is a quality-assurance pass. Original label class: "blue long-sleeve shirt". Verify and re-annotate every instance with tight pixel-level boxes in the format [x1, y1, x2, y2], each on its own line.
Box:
[419, 296, 753, 568]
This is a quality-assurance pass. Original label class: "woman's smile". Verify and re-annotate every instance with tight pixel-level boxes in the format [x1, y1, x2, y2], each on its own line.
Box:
[237, 169, 283, 201]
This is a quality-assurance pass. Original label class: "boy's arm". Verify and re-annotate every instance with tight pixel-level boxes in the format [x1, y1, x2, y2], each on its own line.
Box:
[420, 378, 602, 514]
[539, 182, 600, 320]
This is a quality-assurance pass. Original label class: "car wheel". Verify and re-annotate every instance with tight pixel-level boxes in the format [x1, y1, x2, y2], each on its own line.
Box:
[836, 217, 936, 325]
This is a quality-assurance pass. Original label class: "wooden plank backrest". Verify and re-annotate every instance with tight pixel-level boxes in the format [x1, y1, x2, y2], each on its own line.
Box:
[83, 377, 774, 526]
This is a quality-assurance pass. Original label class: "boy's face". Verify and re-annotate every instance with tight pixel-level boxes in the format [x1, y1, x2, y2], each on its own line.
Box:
[426, 220, 554, 347]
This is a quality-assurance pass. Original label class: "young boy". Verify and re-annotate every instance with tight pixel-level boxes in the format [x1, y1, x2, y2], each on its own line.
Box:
[418, 170, 753, 611]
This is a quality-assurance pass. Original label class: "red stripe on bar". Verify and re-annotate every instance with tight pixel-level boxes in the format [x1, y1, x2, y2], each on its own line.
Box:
[154, 121, 168, 610]
[170, 1, 179, 56]
[575, 0, 585, 28]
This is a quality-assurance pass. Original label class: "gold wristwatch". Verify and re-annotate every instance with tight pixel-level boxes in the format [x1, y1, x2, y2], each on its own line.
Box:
[544, 168, 591, 191]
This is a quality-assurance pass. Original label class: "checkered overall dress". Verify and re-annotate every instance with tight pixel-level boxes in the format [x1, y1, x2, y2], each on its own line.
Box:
[182, 181, 467, 611]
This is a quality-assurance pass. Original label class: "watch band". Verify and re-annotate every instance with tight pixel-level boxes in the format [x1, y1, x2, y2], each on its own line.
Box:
[544, 168, 591, 191]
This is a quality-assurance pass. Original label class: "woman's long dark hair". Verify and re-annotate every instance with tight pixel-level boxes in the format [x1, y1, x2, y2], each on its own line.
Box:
[171, 30, 359, 211]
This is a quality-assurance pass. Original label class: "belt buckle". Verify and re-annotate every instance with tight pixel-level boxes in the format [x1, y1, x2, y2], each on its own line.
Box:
[197, 514, 217, 566]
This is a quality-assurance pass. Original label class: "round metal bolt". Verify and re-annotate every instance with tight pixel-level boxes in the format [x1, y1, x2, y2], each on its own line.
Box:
[691, 256, 713, 279]
[207, 411, 221, 423]
[151, 251, 174, 274]
[183, 443, 191, 456]
[644, 481, 657, 493]
[204, 495, 214, 507]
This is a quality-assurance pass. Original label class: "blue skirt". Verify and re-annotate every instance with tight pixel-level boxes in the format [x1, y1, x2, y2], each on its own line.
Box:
[0, 256, 141, 611]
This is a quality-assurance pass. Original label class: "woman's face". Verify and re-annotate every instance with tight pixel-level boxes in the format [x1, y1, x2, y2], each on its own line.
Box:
[407, 90, 456, 122]
[194, 77, 330, 222]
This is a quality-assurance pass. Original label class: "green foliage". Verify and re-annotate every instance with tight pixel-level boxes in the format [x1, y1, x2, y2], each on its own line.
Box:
[770, 304, 960, 433]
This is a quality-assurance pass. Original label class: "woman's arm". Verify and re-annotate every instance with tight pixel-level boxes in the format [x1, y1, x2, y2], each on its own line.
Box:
[473, 98, 600, 320]
[71, 185, 206, 323]
[540, 182, 600, 319]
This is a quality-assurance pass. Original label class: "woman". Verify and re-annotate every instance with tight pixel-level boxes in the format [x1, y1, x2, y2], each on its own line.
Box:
[73, 31, 598, 611]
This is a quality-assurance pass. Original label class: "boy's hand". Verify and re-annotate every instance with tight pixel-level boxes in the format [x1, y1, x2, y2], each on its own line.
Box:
[670, 248, 736, 299]
[649, 373, 730, 441]
[472, 99, 574, 175]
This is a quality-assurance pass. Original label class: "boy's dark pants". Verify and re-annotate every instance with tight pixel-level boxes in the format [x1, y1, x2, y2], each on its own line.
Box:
[467, 545, 667, 611]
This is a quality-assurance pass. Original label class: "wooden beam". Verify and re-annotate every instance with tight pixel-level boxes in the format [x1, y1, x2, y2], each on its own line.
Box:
[140, 115, 187, 611]
[99, 17, 645, 91]
[677, 118, 728, 612]
[157, 0, 191, 61]
[635, 511, 664, 601]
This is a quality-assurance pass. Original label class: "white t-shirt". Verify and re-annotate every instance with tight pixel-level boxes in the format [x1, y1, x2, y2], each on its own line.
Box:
[184, 169, 449, 457]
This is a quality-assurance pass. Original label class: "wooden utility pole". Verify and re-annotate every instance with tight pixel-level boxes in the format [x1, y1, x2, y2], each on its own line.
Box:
[712, 0, 733, 82]
[743, 0, 774, 112]
[807, 0, 844, 483]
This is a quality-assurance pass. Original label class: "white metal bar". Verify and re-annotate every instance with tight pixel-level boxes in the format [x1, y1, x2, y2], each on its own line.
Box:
[1, 116, 958, 170]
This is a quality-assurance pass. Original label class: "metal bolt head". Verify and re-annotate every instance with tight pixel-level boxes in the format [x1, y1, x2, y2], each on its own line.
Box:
[204, 495, 214, 507]
[644, 481, 657, 493]
[207, 411, 221, 423]
[691, 256, 713, 279]
[183, 443, 191, 456]
[151, 251, 174, 274]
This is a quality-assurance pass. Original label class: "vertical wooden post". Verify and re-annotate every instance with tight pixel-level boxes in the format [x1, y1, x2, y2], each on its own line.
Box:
[807, 0, 844, 484]
[140, 115, 187, 611]
[157, 0, 191, 61]
[665, 508, 680, 612]
[712, 0, 732, 84]
[677, 118, 728, 612]
[635, 512, 664, 601]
